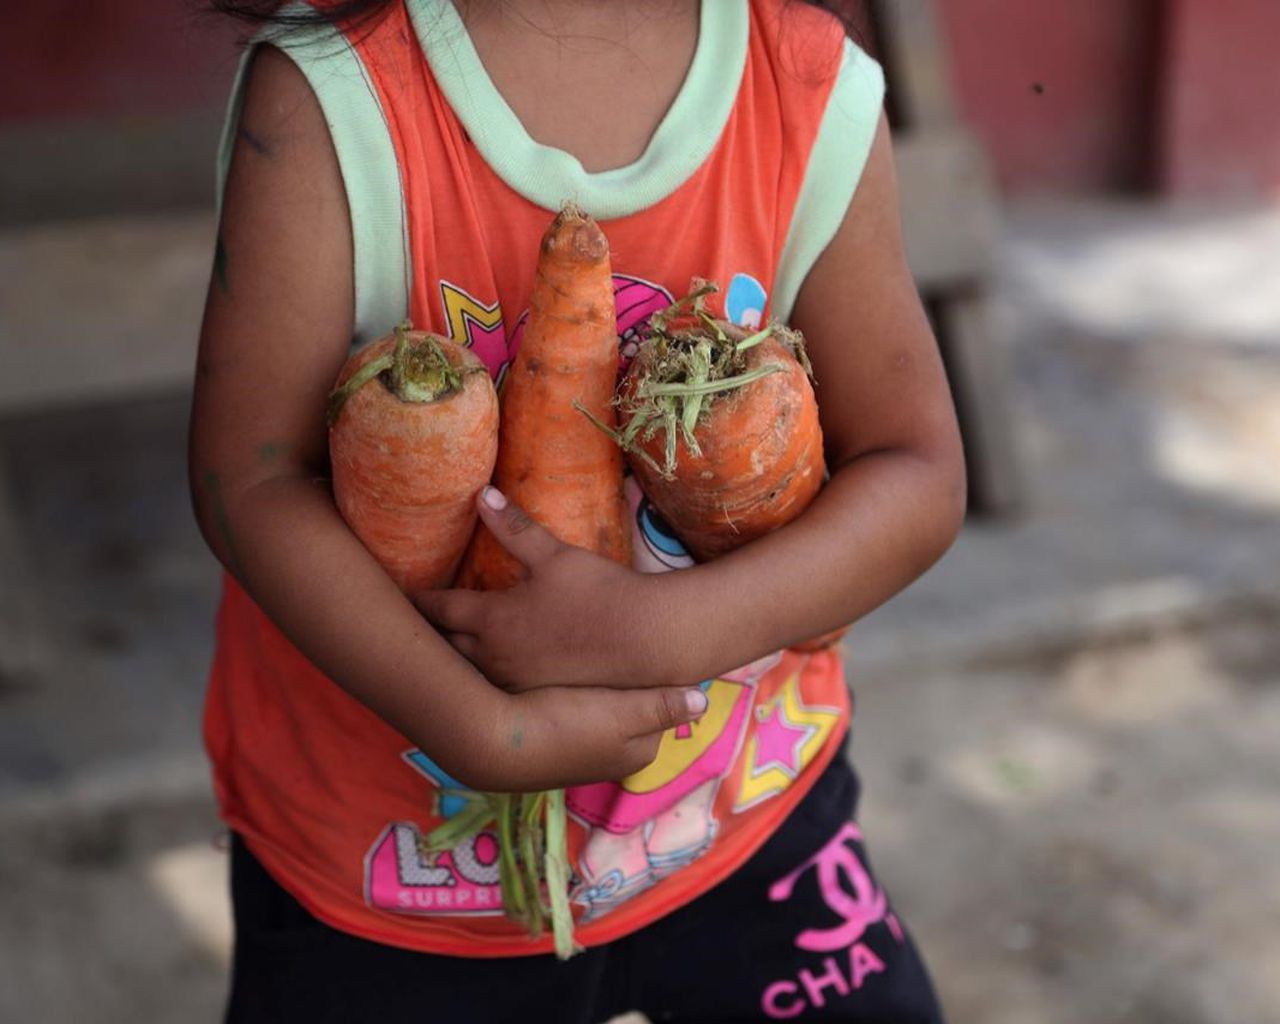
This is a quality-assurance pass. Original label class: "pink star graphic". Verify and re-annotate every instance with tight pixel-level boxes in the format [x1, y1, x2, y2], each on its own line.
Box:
[465, 316, 507, 368]
[752, 703, 818, 778]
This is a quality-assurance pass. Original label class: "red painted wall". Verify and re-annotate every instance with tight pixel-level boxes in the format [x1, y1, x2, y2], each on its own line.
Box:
[3, 0, 1277, 199]
[1160, 0, 1280, 198]
[0, 1, 239, 123]
[935, 0, 1161, 193]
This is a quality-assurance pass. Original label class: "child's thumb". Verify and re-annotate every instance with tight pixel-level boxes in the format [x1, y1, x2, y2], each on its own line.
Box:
[625, 685, 709, 739]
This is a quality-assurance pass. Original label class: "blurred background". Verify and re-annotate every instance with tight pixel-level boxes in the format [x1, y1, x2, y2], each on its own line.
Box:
[1, 1, 1277, 1021]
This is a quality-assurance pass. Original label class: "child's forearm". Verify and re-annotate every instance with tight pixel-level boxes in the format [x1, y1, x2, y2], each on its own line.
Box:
[194, 470, 506, 774]
[192, 470, 704, 790]
[414, 446, 964, 696]
[661, 444, 966, 681]
[658, 118, 969, 681]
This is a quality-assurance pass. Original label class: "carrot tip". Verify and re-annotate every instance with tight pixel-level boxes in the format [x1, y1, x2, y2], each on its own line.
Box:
[543, 202, 608, 263]
[557, 199, 588, 221]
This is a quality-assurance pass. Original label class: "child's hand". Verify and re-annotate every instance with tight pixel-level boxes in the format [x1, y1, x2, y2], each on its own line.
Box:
[469, 682, 708, 792]
[414, 488, 685, 693]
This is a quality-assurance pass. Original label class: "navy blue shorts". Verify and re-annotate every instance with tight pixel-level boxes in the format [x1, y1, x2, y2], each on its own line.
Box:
[226, 748, 945, 1023]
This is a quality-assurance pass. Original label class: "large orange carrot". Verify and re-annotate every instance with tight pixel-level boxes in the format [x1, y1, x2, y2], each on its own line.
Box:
[328, 323, 498, 592]
[459, 203, 630, 586]
[604, 286, 843, 651]
[445, 204, 629, 959]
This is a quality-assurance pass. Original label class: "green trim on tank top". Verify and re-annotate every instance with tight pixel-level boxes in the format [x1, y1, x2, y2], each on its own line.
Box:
[772, 38, 885, 323]
[212, 3, 883, 344]
[404, 0, 749, 220]
[215, 6, 410, 347]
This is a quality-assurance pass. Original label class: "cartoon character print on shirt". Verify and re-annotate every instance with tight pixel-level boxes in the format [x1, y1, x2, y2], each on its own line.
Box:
[365, 751, 504, 916]
[567, 476, 778, 920]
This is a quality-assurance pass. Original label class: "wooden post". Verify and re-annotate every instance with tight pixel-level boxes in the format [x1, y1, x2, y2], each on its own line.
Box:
[0, 447, 48, 680]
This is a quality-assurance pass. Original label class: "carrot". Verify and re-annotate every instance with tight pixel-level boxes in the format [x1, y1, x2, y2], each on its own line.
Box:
[596, 284, 846, 650]
[458, 203, 630, 588]
[444, 203, 629, 959]
[610, 284, 823, 558]
[328, 322, 498, 593]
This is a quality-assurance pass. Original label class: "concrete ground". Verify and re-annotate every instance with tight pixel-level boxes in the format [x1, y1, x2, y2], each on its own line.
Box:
[0, 200, 1277, 1023]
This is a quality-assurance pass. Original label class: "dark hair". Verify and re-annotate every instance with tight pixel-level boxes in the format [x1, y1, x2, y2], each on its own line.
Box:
[211, 0, 866, 37]
[211, 0, 388, 29]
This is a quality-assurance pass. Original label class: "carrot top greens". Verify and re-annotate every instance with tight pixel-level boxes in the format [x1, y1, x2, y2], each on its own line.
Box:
[326, 322, 482, 426]
[582, 282, 812, 478]
[420, 787, 577, 958]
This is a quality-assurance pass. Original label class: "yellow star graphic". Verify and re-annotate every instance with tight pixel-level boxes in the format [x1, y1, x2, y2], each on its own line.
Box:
[734, 671, 841, 812]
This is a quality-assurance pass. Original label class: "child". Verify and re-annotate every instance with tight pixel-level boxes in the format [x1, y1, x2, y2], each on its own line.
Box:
[192, 0, 965, 1020]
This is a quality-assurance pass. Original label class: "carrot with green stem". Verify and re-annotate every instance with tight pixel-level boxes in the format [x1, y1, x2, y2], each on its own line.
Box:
[588, 283, 845, 650]
[436, 203, 630, 958]
[603, 283, 823, 557]
[328, 322, 498, 592]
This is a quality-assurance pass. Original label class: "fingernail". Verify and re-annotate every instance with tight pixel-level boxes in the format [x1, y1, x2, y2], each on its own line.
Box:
[685, 688, 708, 716]
[482, 486, 507, 510]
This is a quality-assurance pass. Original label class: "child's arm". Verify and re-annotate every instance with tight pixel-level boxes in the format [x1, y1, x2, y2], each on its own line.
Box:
[667, 113, 967, 670]
[418, 114, 966, 689]
[190, 48, 705, 792]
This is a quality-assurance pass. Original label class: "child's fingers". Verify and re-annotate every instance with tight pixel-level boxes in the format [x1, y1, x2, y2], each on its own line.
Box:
[475, 487, 563, 569]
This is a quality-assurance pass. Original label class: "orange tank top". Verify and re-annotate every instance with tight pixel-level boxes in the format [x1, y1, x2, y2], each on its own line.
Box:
[206, 0, 885, 956]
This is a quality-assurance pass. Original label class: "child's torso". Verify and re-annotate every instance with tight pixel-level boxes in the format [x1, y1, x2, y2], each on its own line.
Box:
[205, 0, 870, 957]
